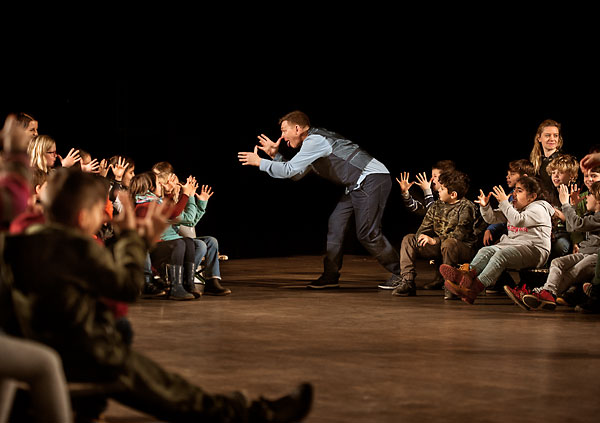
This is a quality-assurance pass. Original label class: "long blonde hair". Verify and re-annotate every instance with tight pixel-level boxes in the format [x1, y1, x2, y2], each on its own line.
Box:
[28, 135, 56, 173]
[529, 119, 564, 175]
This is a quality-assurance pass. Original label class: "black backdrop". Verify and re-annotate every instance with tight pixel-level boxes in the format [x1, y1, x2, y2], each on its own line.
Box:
[3, 62, 598, 259]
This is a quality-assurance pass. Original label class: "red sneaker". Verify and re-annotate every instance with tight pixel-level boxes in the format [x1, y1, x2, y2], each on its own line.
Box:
[522, 289, 556, 311]
[504, 284, 532, 311]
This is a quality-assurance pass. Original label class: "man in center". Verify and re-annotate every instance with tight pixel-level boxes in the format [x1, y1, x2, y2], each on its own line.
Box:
[238, 110, 401, 289]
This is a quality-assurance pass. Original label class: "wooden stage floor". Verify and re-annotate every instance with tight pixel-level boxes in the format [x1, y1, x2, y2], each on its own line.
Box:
[104, 255, 600, 422]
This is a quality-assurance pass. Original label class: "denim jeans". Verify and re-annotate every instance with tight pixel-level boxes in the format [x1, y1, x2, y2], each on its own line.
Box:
[471, 245, 545, 287]
[193, 236, 221, 279]
[323, 173, 400, 280]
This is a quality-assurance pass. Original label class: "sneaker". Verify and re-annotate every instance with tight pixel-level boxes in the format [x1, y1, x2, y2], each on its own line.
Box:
[556, 285, 583, 307]
[307, 276, 340, 289]
[522, 289, 557, 311]
[391, 279, 416, 296]
[583, 282, 594, 297]
[504, 284, 532, 311]
[378, 274, 403, 290]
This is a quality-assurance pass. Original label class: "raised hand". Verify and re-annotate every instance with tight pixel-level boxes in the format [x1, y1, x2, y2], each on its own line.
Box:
[197, 185, 214, 202]
[59, 148, 81, 168]
[491, 185, 509, 203]
[395, 172, 414, 193]
[0, 114, 29, 154]
[569, 184, 582, 205]
[257, 133, 282, 158]
[98, 158, 109, 177]
[109, 156, 127, 181]
[415, 172, 432, 191]
[580, 152, 600, 174]
[475, 189, 492, 207]
[557, 184, 570, 205]
[181, 175, 198, 197]
[81, 158, 100, 173]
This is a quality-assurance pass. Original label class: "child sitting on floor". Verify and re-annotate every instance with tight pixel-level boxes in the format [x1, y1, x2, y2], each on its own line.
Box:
[510, 181, 600, 310]
[440, 176, 554, 304]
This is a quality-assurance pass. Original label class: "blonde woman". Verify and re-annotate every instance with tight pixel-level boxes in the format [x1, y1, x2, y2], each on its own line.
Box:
[529, 119, 565, 197]
[27, 135, 80, 173]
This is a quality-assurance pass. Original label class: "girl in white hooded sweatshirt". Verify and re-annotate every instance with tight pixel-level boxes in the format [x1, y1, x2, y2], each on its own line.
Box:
[440, 176, 554, 304]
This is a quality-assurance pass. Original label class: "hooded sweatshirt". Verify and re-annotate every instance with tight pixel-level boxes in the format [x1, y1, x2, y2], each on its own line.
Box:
[480, 199, 555, 266]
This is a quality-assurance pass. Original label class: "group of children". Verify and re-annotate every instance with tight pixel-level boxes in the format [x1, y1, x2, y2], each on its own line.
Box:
[15, 112, 231, 302]
[0, 113, 312, 422]
[385, 118, 600, 314]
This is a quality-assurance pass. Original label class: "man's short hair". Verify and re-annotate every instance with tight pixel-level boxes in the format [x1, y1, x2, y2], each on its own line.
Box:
[438, 169, 470, 199]
[278, 110, 310, 128]
[43, 168, 109, 226]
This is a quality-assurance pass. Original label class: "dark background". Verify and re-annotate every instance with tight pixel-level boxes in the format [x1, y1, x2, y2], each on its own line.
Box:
[3, 49, 598, 260]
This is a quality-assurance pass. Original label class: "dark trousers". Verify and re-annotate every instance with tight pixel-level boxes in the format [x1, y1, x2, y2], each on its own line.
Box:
[109, 350, 246, 422]
[400, 233, 475, 278]
[323, 174, 400, 280]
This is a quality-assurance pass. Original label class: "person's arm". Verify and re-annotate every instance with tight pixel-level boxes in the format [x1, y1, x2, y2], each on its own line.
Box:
[240, 134, 332, 179]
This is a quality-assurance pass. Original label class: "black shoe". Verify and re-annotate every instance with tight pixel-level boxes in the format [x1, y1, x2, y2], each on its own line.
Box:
[378, 274, 403, 290]
[444, 287, 458, 300]
[575, 297, 600, 313]
[248, 383, 313, 423]
[307, 276, 339, 289]
[423, 274, 444, 290]
[204, 278, 232, 296]
[391, 279, 416, 296]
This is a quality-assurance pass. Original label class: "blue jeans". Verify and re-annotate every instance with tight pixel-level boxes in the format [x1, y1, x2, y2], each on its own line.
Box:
[470, 245, 545, 287]
[323, 174, 400, 280]
[193, 236, 221, 279]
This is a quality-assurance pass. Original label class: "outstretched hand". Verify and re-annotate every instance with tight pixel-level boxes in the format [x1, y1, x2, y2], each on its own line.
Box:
[257, 134, 281, 158]
[196, 185, 214, 202]
[238, 145, 261, 167]
[396, 172, 414, 193]
[475, 189, 492, 207]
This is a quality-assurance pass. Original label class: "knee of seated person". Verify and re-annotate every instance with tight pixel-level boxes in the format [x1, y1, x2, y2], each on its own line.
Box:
[440, 238, 458, 251]
[401, 233, 417, 246]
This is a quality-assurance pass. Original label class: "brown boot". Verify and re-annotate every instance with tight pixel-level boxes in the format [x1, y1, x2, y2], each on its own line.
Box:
[205, 278, 232, 296]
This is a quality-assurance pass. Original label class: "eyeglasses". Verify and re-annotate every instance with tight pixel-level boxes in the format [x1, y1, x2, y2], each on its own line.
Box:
[46, 151, 58, 156]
